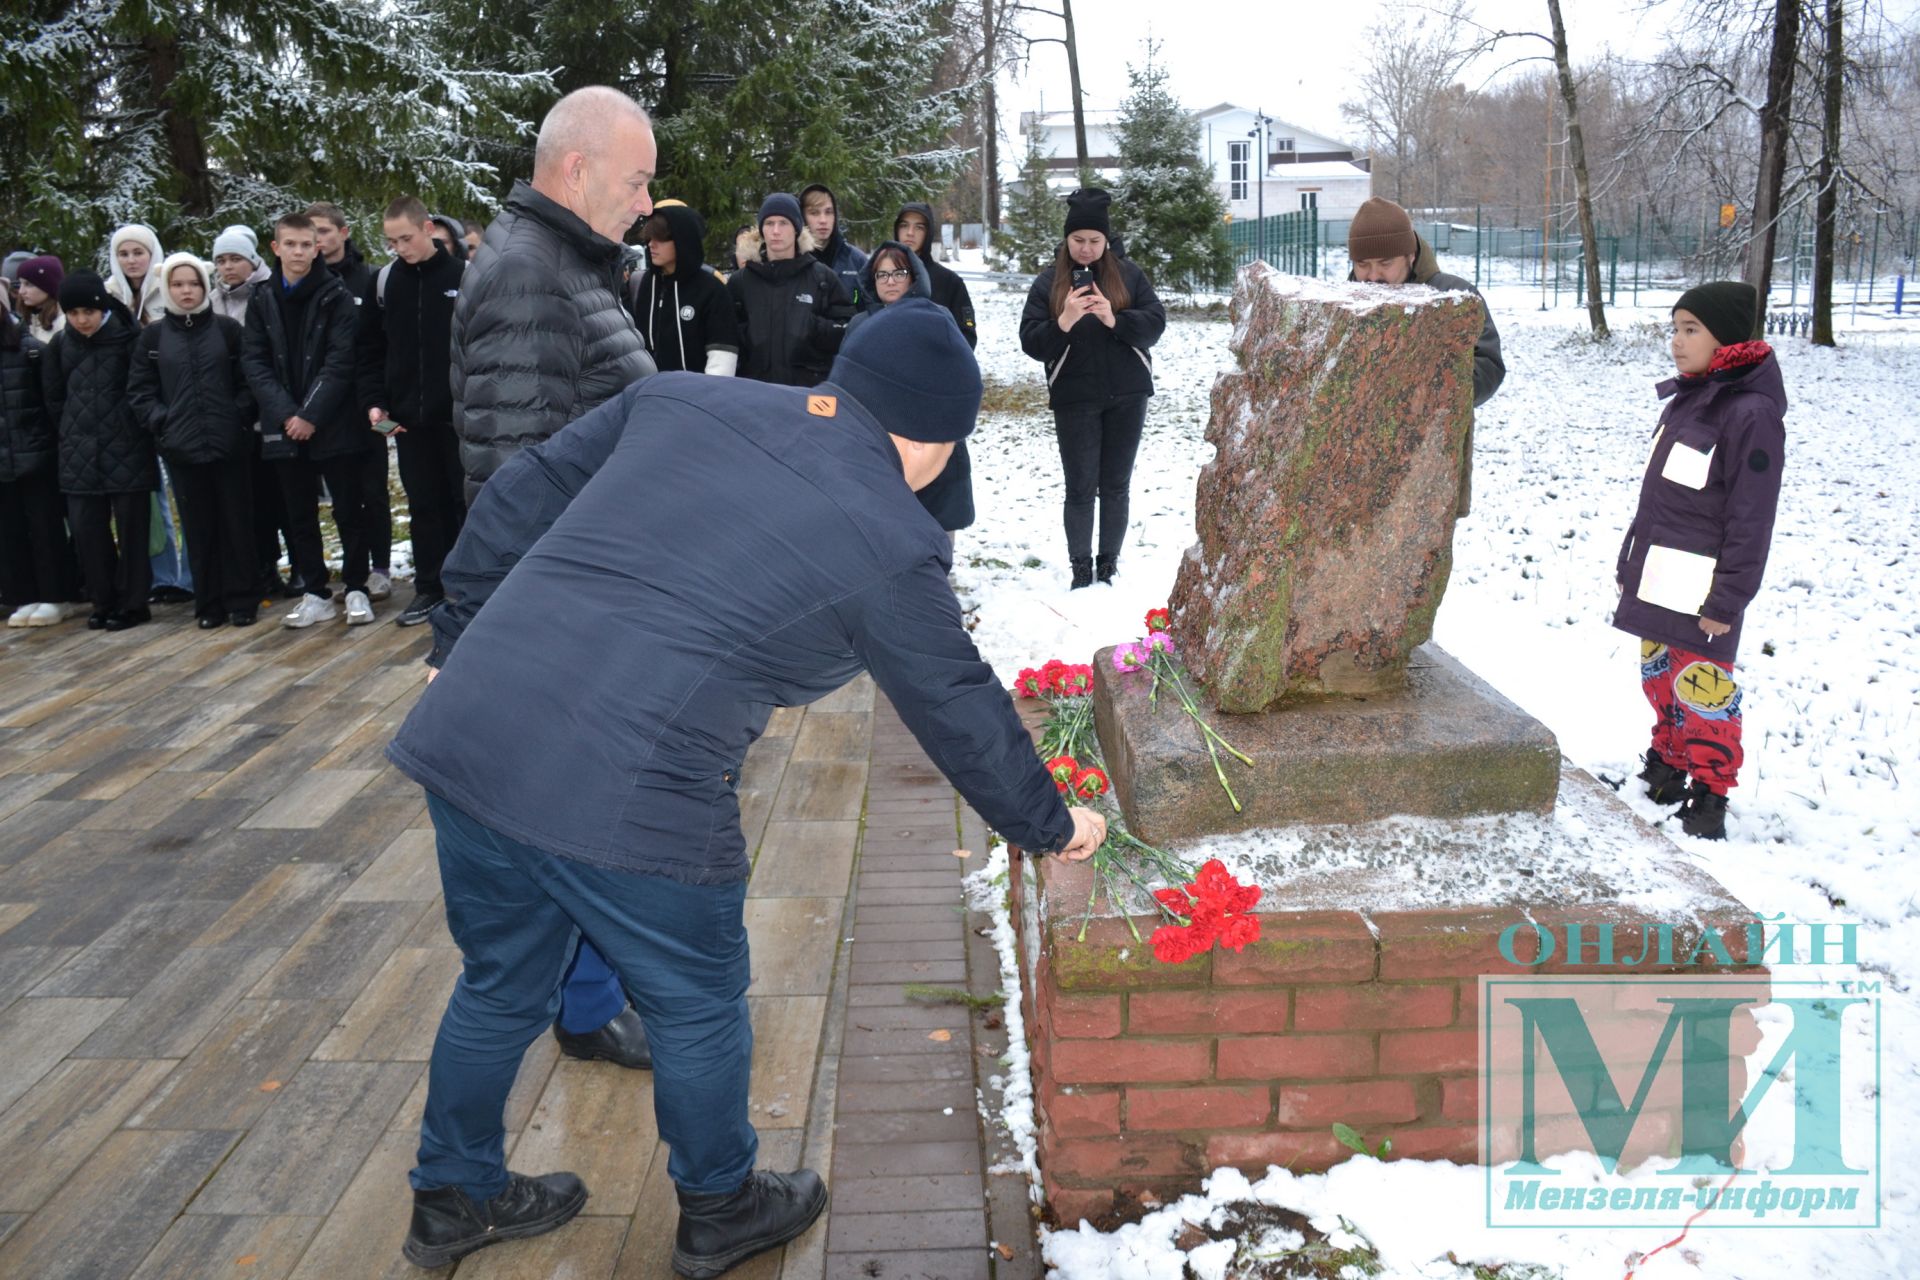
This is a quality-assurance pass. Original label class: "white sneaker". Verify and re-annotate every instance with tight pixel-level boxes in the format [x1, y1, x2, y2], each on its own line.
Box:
[366, 571, 393, 602]
[344, 590, 375, 626]
[6, 603, 33, 628]
[283, 594, 338, 629]
[24, 603, 67, 627]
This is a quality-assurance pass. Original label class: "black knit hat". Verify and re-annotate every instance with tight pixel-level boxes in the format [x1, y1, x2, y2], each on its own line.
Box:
[58, 269, 112, 314]
[1063, 188, 1112, 238]
[1674, 281, 1758, 346]
[829, 297, 981, 443]
[758, 192, 803, 234]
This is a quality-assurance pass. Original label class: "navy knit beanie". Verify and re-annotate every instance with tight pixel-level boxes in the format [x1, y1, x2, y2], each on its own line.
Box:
[829, 297, 981, 443]
[758, 193, 804, 234]
[1674, 281, 1758, 347]
[58, 270, 112, 314]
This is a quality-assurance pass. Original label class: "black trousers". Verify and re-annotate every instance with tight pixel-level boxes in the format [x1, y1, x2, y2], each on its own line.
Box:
[171, 455, 256, 616]
[277, 451, 374, 600]
[67, 491, 151, 615]
[1052, 394, 1147, 562]
[396, 422, 467, 596]
[0, 466, 78, 608]
[362, 441, 394, 572]
[252, 447, 294, 594]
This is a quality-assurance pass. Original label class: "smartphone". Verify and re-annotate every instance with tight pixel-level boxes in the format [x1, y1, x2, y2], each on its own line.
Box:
[373, 417, 401, 437]
[1071, 266, 1096, 292]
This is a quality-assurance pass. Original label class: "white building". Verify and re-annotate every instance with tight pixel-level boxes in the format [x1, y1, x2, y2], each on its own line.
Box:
[1017, 102, 1374, 223]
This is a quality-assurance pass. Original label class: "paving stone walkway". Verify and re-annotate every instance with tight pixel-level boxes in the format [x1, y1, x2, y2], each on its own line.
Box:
[0, 607, 1039, 1279]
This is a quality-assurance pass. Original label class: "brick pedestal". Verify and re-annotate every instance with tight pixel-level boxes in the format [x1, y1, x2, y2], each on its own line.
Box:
[1009, 769, 1768, 1228]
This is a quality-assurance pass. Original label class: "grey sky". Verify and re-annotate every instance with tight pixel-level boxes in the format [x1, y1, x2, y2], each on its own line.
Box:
[1002, 0, 1677, 149]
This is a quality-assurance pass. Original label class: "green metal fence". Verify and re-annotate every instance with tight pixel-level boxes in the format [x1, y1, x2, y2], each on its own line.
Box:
[1227, 209, 1319, 277]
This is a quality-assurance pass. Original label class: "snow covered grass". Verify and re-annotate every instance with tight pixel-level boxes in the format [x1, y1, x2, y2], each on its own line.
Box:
[951, 270, 1919, 1277]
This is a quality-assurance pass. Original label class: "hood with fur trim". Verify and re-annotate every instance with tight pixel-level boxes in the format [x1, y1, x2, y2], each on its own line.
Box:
[734, 225, 820, 265]
[157, 252, 214, 317]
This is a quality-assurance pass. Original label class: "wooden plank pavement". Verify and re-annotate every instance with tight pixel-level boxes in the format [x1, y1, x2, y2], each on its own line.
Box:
[0, 603, 1040, 1279]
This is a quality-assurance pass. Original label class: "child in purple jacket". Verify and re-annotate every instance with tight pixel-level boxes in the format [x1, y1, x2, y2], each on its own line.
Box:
[1613, 282, 1786, 841]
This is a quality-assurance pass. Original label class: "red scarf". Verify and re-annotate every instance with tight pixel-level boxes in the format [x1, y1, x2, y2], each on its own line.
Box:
[1685, 339, 1772, 380]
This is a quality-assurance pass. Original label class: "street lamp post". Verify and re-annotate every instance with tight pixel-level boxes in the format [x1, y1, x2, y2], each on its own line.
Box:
[1247, 111, 1272, 265]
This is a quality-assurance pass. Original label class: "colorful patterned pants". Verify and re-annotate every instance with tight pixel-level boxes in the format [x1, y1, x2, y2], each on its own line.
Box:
[1640, 641, 1743, 793]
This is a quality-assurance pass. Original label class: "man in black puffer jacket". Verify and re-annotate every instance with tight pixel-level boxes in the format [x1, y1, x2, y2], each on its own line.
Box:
[44, 274, 155, 627]
[243, 212, 378, 630]
[443, 84, 662, 1088]
[451, 88, 659, 503]
[359, 196, 469, 626]
[129, 253, 258, 627]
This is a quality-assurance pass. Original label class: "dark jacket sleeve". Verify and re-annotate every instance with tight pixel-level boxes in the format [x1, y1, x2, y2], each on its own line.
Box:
[1700, 400, 1785, 624]
[356, 279, 388, 416]
[220, 316, 256, 423]
[429, 382, 637, 667]
[1470, 296, 1505, 407]
[725, 273, 753, 370]
[40, 332, 67, 429]
[1018, 272, 1067, 363]
[241, 296, 300, 430]
[808, 265, 855, 355]
[1112, 264, 1167, 351]
[299, 290, 359, 427]
[702, 278, 740, 354]
[949, 275, 977, 351]
[840, 558, 1076, 854]
[126, 326, 165, 435]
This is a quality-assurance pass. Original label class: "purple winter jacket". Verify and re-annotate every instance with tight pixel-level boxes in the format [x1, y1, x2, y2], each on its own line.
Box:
[1612, 350, 1787, 665]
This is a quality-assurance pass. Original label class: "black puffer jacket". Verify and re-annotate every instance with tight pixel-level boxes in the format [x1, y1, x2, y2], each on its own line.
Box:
[894, 203, 977, 350]
[129, 311, 255, 466]
[629, 206, 740, 374]
[242, 267, 368, 461]
[726, 252, 854, 387]
[0, 325, 54, 484]
[358, 244, 464, 428]
[452, 180, 657, 498]
[1019, 256, 1166, 410]
[851, 244, 973, 532]
[43, 306, 158, 494]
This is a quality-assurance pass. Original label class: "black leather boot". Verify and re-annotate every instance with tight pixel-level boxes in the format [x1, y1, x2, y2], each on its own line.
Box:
[402, 1170, 588, 1268]
[1679, 781, 1729, 841]
[672, 1169, 829, 1279]
[1069, 558, 1094, 590]
[1637, 749, 1689, 805]
[552, 1005, 651, 1069]
[1095, 555, 1118, 584]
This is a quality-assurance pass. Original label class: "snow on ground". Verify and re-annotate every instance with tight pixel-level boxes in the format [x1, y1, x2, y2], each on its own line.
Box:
[952, 264, 1919, 1276]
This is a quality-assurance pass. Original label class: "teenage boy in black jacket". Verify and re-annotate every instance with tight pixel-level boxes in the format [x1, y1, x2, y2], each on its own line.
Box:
[242, 211, 379, 630]
[312, 199, 395, 600]
[359, 196, 469, 626]
[629, 205, 739, 375]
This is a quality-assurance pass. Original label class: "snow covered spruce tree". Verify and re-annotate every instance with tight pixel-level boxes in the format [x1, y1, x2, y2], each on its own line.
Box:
[0, 0, 549, 264]
[1111, 42, 1233, 291]
[996, 123, 1065, 275]
[650, 0, 972, 250]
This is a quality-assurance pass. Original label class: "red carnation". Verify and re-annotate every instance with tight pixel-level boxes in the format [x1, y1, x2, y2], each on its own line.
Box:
[1070, 764, 1109, 799]
[1148, 859, 1262, 963]
[1151, 923, 1206, 964]
[1145, 606, 1172, 634]
[1045, 755, 1080, 792]
[1014, 668, 1045, 698]
[1056, 664, 1094, 697]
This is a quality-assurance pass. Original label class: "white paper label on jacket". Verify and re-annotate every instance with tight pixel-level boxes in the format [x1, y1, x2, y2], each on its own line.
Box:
[1661, 441, 1714, 489]
[1638, 544, 1717, 615]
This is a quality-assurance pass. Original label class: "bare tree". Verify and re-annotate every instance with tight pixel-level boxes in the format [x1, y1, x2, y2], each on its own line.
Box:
[1340, 1, 1475, 205]
[1544, 0, 1610, 334]
[1746, 0, 1805, 335]
[1013, 0, 1091, 180]
[1811, 0, 1845, 345]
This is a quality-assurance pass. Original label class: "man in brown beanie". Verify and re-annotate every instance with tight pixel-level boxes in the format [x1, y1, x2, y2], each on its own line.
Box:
[1348, 196, 1504, 515]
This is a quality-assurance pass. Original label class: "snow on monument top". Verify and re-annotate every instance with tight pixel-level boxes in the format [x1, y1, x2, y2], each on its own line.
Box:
[1252, 262, 1476, 316]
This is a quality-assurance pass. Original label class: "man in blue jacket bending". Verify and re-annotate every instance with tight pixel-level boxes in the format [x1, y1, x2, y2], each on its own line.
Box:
[386, 298, 1107, 1276]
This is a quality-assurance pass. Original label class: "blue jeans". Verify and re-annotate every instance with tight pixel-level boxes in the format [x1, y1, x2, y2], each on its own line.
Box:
[413, 791, 757, 1200]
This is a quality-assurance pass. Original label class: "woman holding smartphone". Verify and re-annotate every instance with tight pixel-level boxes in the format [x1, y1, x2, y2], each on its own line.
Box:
[1019, 188, 1166, 589]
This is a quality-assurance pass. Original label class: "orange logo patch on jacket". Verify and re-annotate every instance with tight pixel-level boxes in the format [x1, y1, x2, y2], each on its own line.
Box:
[807, 395, 837, 418]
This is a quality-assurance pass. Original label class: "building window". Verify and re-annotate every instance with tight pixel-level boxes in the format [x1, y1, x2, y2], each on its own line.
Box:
[1300, 191, 1319, 212]
[1273, 137, 1296, 154]
[1228, 140, 1249, 201]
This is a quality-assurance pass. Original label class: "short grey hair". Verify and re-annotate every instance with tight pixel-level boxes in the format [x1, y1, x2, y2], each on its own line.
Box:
[532, 86, 653, 176]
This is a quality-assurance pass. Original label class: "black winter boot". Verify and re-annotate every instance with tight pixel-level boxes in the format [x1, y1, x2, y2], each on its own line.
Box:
[1637, 749, 1690, 805]
[672, 1169, 829, 1279]
[1095, 555, 1118, 584]
[1069, 558, 1094, 590]
[402, 1170, 588, 1268]
[1679, 782, 1729, 841]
